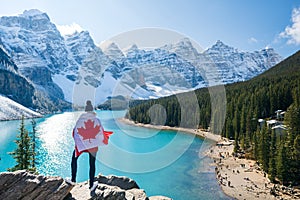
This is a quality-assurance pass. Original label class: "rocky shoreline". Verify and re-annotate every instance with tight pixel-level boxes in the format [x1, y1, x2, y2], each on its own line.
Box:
[0, 170, 171, 200]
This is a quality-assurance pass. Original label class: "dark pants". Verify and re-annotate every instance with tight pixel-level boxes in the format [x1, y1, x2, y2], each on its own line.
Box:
[71, 150, 97, 188]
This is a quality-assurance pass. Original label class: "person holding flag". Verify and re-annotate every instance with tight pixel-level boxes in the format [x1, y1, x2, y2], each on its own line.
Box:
[68, 100, 113, 191]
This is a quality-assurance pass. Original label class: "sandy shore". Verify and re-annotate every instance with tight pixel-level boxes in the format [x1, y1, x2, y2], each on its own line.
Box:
[119, 118, 300, 200]
[205, 143, 300, 200]
[205, 144, 275, 200]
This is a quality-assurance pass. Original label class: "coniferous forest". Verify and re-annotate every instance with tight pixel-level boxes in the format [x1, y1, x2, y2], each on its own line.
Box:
[126, 50, 300, 186]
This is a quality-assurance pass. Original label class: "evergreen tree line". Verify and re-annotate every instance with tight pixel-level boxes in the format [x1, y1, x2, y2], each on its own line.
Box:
[8, 116, 38, 173]
[126, 51, 300, 185]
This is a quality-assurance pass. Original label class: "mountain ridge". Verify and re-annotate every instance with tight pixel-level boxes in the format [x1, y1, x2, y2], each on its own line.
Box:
[0, 9, 284, 116]
[126, 48, 300, 130]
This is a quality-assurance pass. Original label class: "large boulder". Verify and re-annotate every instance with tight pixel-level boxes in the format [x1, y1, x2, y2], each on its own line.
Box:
[0, 170, 73, 200]
[0, 170, 172, 200]
[66, 174, 148, 200]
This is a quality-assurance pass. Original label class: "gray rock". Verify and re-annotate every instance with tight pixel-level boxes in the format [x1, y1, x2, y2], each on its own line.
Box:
[0, 170, 73, 200]
[126, 188, 148, 200]
[67, 174, 148, 200]
[94, 174, 140, 190]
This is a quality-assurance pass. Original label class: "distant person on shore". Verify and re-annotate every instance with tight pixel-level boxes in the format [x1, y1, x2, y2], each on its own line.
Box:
[67, 100, 113, 192]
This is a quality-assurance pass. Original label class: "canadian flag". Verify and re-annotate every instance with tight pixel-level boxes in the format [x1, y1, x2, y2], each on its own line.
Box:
[73, 112, 113, 157]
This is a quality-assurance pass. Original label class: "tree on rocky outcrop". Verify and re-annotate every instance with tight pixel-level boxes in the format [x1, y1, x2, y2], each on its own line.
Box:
[8, 116, 37, 173]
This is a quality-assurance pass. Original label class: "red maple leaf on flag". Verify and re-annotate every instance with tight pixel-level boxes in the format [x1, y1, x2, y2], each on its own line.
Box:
[77, 119, 100, 142]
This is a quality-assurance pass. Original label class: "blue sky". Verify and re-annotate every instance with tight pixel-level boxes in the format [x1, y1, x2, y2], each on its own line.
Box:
[0, 0, 300, 58]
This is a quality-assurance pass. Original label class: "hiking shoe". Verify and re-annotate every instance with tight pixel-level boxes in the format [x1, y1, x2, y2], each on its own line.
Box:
[89, 181, 98, 191]
[65, 177, 75, 185]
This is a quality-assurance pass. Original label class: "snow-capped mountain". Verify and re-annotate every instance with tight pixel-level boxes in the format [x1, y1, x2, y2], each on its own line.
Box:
[162, 37, 201, 64]
[0, 9, 283, 112]
[64, 31, 111, 86]
[0, 9, 72, 74]
[0, 9, 72, 112]
[204, 40, 282, 83]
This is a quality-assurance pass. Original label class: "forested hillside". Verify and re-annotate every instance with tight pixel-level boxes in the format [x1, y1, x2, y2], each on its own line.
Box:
[126, 50, 300, 185]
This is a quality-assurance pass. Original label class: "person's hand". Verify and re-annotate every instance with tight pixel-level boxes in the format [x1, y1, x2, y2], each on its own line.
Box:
[103, 131, 113, 145]
[103, 137, 108, 145]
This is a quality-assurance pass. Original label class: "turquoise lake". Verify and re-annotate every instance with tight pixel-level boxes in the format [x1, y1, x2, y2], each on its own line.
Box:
[0, 110, 231, 200]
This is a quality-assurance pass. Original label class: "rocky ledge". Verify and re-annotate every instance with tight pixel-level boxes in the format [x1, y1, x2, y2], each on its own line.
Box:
[0, 170, 171, 200]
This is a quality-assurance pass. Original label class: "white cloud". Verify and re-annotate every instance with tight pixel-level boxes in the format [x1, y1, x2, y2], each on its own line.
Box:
[57, 23, 83, 36]
[248, 37, 258, 44]
[280, 7, 300, 45]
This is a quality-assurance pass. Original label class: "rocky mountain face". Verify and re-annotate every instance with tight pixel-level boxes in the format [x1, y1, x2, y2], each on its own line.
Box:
[0, 170, 171, 200]
[64, 31, 111, 88]
[0, 40, 35, 109]
[0, 9, 71, 113]
[0, 9, 283, 112]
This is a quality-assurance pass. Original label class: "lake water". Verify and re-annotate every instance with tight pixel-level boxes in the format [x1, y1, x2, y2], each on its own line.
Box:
[0, 110, 231, 200]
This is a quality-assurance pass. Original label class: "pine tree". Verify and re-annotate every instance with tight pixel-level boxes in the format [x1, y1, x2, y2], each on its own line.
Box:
[291, 135, 300, 184]
[30, 119, 37, 172]
[258, 124, 269, 172]
[252, 128, 259, 160]
[8, 116, 36, 172]
[268, 130, 277, 182]
[233, 131, 240, 153]
[276, 143, 288, 185]
[240, 104, 246, 135]
[233, 109, 240, 136]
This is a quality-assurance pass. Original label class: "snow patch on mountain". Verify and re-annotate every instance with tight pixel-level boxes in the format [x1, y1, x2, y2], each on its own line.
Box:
[52, 74, 75, 103]
[0, 95, 42, 121]
[57, 23, 84, 36]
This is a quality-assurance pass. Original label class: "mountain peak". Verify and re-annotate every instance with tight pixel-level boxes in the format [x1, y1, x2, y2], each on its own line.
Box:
[0, 9, 53, 32]
[178, 37, 193, 46]
[100, 41, 120, 51]
[75, 30, 90, 37]
[160, 37, 201, 62]
[129, 44, 138, 50]
[107, 42, 119, 49]
[206, 40, 237, 54]
[262, 46, 275, 52]
[100, 41, 124, 61]
[124, 44, 139, 53]
[19, 9, 49, 19]
[64, 30, 92, 42]
[214, 40, 230, 48]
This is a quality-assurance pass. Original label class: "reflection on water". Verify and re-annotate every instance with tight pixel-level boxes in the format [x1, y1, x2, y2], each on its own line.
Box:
[0, 110, 231, 200]
[37, 112, 80, 176]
